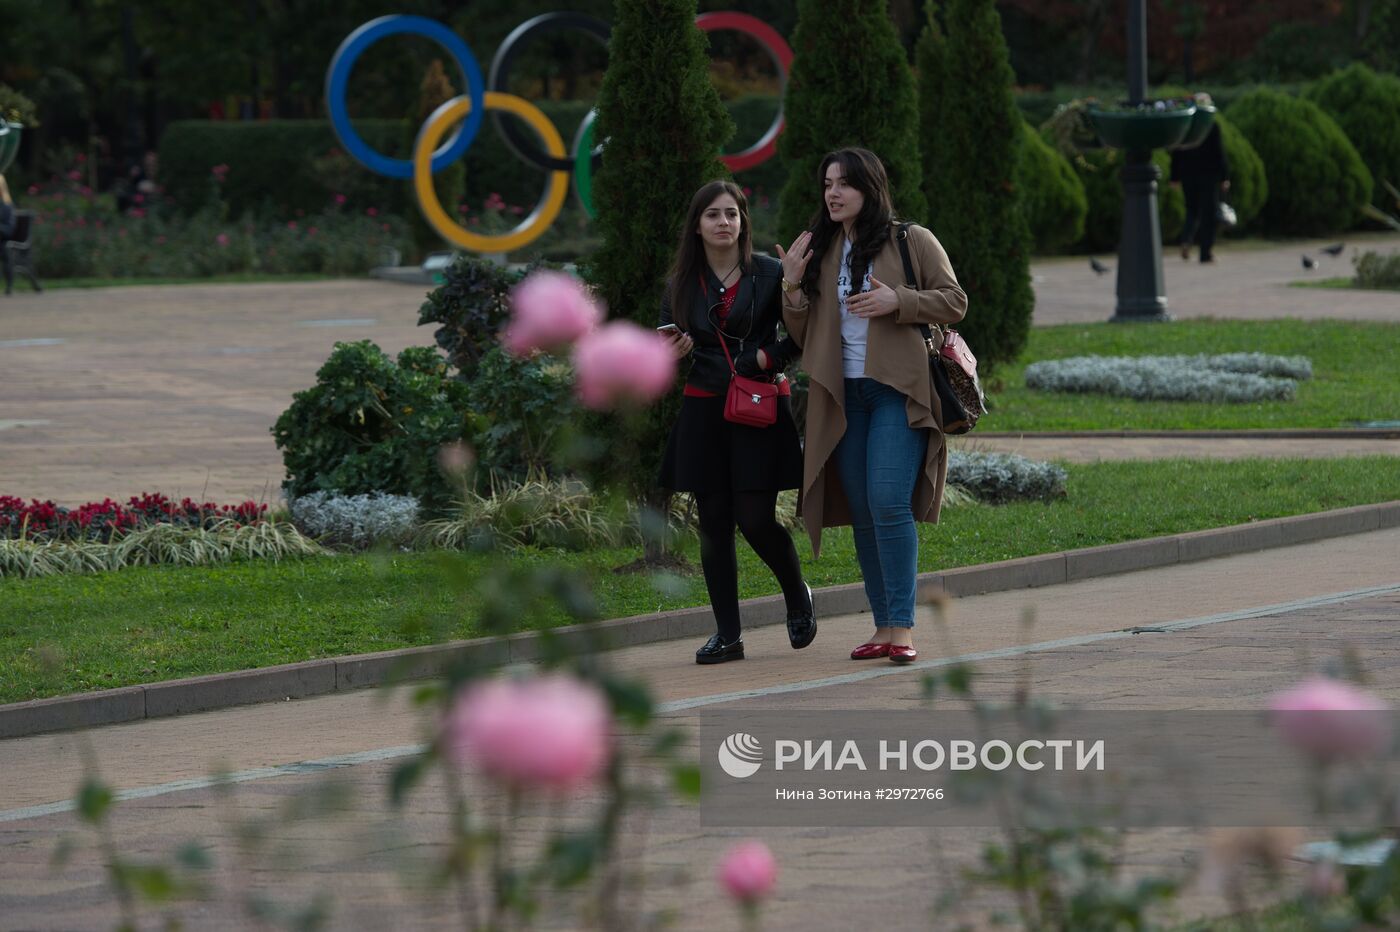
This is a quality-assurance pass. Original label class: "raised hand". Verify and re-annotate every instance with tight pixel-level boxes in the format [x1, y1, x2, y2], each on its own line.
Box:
[845, 275, 898, 318]
[775, 230, 814, 286]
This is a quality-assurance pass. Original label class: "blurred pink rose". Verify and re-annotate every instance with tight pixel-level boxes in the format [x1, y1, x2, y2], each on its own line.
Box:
[436, 441, 474, 478]
[504, 271, 603, 356]
[1306, 861, 1345, 899]
[287, 221, 298, 230]
[366, 207, 378, 217]
[67, 170, 81, 181]
[443, 673, 610, 792]
[215, 233, 229, 246]
[308, 226, 319, 236]
[334, 193, 347, 205]
[717, 840, 777, 903]
[1271, 677, 1391, 761]
[572, 321, 677, 410]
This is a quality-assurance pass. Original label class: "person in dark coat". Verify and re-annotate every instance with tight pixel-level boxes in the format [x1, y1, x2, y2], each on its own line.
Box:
[0, 174, 17, 294]
[1170, 97, 1230, 264]
[657, 180, 816, 665]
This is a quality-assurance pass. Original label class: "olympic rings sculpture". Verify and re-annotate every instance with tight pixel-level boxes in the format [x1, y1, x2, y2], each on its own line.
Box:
[326, 12, 793, 253]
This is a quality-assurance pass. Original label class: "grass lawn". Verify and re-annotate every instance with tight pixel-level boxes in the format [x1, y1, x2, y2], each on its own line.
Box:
[40, 273, 345, 290]
[1289, 276, 1400, 291]
[988, 319, 1400, 431]
[3, 457, 1398, 704]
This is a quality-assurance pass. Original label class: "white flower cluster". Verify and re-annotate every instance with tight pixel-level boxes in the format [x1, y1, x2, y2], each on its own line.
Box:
[289, 491, 421, 548]
[948, 451, 1067, 504]
[1024, 353, 1312, 403]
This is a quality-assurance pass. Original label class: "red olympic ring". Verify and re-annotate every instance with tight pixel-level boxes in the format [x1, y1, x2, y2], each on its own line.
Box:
[695, 12, 794, 173]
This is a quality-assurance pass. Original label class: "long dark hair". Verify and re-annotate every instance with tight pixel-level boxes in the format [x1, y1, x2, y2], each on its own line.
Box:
[666, 180, 752, 329]
[799, 148, 895, 297]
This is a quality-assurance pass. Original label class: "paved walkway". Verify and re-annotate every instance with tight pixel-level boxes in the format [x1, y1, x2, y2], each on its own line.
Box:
[3, 529, 1399, 927]
[1, 235, 1397, 505]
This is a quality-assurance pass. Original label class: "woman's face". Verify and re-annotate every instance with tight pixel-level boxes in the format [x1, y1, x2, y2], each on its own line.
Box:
[824, 161, 865, 226]
[697, 193, 742, 250]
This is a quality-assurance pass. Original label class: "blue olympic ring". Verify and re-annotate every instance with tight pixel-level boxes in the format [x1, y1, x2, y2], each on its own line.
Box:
[325, 15, 485, 180]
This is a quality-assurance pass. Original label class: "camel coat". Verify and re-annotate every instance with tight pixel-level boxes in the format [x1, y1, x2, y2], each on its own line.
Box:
[782, 222, 968, 557]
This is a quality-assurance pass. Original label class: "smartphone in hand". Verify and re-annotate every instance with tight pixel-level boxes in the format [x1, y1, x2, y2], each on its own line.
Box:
[656, 323, 682, 334]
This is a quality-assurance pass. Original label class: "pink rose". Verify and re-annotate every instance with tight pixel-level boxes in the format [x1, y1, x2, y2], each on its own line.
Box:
[334, 193, 347, 205]
[1271, 677, 1391, 761]
[572, 321, 677, 410]
[504, 271, 603, 356]
[366, 207, 378, 217]
[443, 674, 611, 793]
[717, 840, 777, 903]
[215, 233, 229, 246]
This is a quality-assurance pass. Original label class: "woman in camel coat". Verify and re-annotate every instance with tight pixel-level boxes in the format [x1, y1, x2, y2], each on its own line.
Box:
[777, 148, 967, 664]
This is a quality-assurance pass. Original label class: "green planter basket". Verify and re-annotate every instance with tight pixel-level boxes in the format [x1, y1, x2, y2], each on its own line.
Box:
[1171, 105, 1217, 150]
[1088, 105, 1195, 150]
[0, 122, 21, 173]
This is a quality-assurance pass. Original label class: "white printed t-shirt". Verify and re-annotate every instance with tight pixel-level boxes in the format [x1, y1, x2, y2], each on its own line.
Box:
[837, 236, 872, 379]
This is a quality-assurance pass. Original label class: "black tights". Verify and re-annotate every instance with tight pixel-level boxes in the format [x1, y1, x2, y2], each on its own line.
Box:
[695, 490, 807, 642]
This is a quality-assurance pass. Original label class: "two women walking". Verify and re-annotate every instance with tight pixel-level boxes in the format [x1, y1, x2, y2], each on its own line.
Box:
[660, 149, 967, 666]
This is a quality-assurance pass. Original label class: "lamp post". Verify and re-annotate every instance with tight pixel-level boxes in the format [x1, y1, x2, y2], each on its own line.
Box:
[1112, 0, 1170, 323]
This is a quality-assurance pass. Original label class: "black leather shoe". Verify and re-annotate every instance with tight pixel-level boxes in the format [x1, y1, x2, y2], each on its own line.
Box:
[786, 583, 817, 650]
[696, 633, 745, 664]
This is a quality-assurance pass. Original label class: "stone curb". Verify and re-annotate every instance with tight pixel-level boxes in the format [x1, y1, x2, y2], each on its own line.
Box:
[3, 500, 1397, 740]
[969, 429, 1400, 440]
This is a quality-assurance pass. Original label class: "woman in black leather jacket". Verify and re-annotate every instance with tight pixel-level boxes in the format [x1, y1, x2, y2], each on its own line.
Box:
[657, 180, 815, 665]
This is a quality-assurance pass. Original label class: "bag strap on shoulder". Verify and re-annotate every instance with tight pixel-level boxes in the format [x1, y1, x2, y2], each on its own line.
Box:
[895, 222, 940, 351]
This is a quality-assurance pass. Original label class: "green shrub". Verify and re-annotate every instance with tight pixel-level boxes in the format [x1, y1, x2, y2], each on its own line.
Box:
[417, 254, 520, 381]
[272, 341, 471, 512]
[776, 0, 926, 243]
[1214, 113, 1268, 232]
[1015, 120, 1087, 253]
[0, 84, 38, 125]
[1050, 143, 1183, 253]
[1353, 250, 1400, 288]
[1226, 89, 1372, 236]
[1306, 64, 1400, 213]
[465, 346, 578, 484]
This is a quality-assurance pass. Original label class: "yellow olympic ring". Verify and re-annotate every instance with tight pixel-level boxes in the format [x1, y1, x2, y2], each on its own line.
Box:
[413, 92, 569, 253]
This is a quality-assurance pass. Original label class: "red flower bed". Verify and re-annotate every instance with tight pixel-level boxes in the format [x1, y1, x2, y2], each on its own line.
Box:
[0, 493, 269, 543]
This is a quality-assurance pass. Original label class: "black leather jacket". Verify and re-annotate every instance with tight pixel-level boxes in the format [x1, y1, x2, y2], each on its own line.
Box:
[658, 254, 801, 395]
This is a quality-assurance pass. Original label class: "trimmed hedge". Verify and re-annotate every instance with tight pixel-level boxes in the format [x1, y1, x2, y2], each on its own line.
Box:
[1226, 89, 1372, 235]
[1215, 113, 1268, 233]
[1305, 64, 1400, 213]
[1016, 120, 1087, 253]
[160, 97, 783, 223]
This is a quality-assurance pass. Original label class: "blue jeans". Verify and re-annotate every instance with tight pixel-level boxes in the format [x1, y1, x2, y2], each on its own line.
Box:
[834, 378, 928, 628]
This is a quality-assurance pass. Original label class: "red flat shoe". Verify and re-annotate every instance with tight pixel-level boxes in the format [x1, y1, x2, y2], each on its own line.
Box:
[888, 644, 918, 664]
[850, 641, 891, 660]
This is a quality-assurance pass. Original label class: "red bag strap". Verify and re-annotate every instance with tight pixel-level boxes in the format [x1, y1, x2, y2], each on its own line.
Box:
[716, 326, 738, 376]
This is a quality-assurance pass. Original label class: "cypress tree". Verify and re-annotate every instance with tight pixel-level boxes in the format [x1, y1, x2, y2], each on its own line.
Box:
[581, 0, 732, 553]
[776, 0, 927, 243]
[918, 0, 1033, 370]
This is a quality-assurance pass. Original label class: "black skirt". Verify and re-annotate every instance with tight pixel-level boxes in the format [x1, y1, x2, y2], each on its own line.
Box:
[658, 393, 804, 494]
